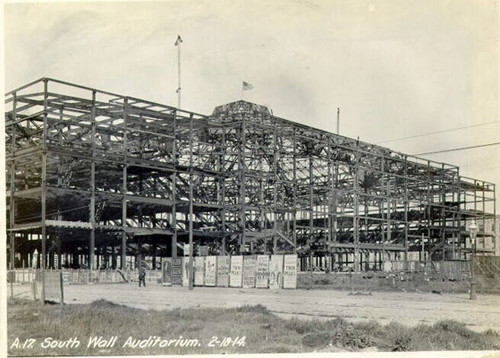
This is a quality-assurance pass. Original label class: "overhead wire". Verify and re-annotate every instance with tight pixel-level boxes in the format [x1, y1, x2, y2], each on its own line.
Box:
[376, 121, 499, 144]
[414, 142, 500, 156]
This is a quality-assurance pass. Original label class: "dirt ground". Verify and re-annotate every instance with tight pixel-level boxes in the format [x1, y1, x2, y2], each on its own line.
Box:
[10, 283, 500, 333]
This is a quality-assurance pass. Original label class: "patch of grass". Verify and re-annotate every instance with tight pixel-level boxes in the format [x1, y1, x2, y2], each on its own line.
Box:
[7, 299, 500, 356]
[354, 320, 500, 352]
[235, 304, 269, 314]
[298, 272, 500, 294]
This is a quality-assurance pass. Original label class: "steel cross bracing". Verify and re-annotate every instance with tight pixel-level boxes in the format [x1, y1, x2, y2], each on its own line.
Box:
[5, 78, 497, 271]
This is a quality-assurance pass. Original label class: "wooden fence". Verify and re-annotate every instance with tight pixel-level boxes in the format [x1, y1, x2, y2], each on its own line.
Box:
[6, 254, 299, 289]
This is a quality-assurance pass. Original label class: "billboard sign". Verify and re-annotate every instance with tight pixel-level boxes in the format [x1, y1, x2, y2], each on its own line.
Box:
[217, 256, 230, 287]
[242, 255, 257, 288]
[162, 258, 173, 286]
[204, 256, 217, 286]
[229, 255, 243, 288]
[269, 255, 284, 289]
[256, 255, 270, 288]
[194, 256, 205, 286]
[172, 258, 183, 286]
[283, 254, 298, 289]
[182, 257, 191, 286]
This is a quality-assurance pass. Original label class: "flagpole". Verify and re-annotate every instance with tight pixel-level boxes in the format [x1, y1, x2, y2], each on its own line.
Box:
[175, 35, 183, 109]
[337, 107, 340, 135]
[241, 81, 253, 101]
[178, 41, 181, 109]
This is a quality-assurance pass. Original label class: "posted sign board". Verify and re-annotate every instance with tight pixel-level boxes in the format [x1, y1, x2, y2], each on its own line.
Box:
[229, 255, 243, 288]
[256, 255, 270, 288]
[182, 257, 191, 286]
[269, 255, 284, 289]
[283, 254, 297, 289]
[43, 271, 64, 304]
[172, 258, 183, 286]
[162, 258, 173, 286]
[216, 256, 230, 287]
[242, 256, 257, 288]
[198, 245, 209, 256]
[194, 257, 205, 286]
[204, 256, 217, 286]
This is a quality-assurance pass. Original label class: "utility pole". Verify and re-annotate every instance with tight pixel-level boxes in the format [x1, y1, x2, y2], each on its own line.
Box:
[175, 35, 183, 109]
[337, 107, 340, 135]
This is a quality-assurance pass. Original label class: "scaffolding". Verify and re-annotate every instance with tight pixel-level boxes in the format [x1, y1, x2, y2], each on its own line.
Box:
[5, 78, 497, 271]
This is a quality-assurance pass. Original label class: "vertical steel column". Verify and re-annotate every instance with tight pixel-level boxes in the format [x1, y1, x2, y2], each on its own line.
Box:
[240, 115, 247, 251]
[451, 171, 458, 258]
[404, 156, 409, 259]
[331, 137, 339, 266]
[381, 156, 386, 264]
[188, 114, 194, 290]
[121, 98, 129, 269]
[9, 92, 17, 269]
[493, 185, 497, 255]
[292, 127, 297, 251]
[89, 90, 96, 270]
[441, 164, 446, 261]
[386, 171, 392, 247]
[327, 136, 332, 244]
[259, 122, 265, 247]
[309, 153, 314, 255]
[426, 162, 431, 260]
[221, 126, 227, 254]
[333, 141, 339, 244]
[272, 120, 278, 252]
[457, 178, 462, 258]
[353, 141, 360, 272]
[473, 180, 477, 256]
[482, 184, 486, 251]
[55, 107, 64, 268]
[171, 110, 178, 257]
[9, 164, 15, 269]
[41, 79, 48, 269]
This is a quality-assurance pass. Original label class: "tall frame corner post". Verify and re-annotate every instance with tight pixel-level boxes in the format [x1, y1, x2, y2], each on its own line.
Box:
[8, 162, 16, 270]
[41, 79, 49, 269]
[8, 89, 18, 270]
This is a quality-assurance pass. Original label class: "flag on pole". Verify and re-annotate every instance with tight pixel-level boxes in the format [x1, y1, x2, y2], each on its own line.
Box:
[175, 35, 183, 46]
[242, 81, 254, 91]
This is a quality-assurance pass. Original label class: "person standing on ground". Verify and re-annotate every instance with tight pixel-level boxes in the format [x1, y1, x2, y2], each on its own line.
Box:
[139, 266, 146, 287]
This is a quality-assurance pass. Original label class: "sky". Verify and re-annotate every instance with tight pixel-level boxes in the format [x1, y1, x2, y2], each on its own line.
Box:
[2, 0, 499, 211]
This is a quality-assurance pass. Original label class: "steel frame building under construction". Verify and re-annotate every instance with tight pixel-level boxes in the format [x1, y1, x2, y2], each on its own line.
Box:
[5, 78, 497, 271]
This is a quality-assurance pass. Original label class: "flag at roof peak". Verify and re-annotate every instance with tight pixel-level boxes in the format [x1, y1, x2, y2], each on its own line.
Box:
[242, 81, 254, 91]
